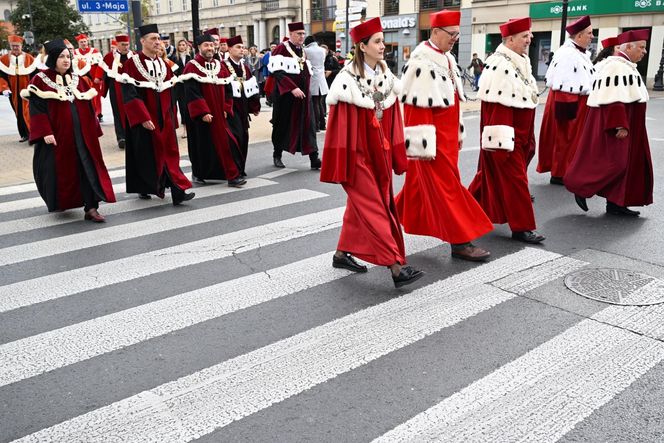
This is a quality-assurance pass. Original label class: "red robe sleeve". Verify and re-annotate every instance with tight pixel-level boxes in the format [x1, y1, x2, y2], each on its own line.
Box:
[388, 103, 407, 175]
[120, 59, 152, 127]
[603, 102, 629, 133]
[320, 102, 358, 184]
[553, 90, 580, 120]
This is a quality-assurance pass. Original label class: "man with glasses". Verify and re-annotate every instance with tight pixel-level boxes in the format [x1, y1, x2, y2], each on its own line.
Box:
[396, 10, 493, 262]
[468, 17, 545, 244]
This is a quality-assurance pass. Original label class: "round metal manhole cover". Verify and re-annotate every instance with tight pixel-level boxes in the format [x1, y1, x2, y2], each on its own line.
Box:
[565, 268, 664, 306]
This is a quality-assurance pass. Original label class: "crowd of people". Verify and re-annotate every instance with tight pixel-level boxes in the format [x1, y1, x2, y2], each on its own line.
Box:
[0, 12, 654, 287]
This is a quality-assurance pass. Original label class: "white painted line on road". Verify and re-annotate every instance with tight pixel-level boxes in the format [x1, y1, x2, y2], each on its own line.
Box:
[0, 235, 441, 388]
[593, 303, 664, 341]
[13, 248, 563, 442]
[651, 138, 664, 142]
[463, 114, 478, 120]
[0, 207, 345, 313]
[373, 320, 664, 443]
[646, 116, 656, 121]
[462, 146, 480, 152]
[0, 161, 193, 214]
[492, 256, 587, 295]
[257, 168, 298, 179]
[0, 178, 277, 236]
[0, 190, 327, 267]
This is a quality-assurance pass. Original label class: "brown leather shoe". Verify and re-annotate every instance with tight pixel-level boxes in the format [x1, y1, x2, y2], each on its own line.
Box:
[84, 208, 105, 223]
[451, 244, 491, 262]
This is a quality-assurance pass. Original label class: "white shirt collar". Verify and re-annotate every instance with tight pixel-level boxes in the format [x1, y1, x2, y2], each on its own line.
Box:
[363, 62, 377, 78]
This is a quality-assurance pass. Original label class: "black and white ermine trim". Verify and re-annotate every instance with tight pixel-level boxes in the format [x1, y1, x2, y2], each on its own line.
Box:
[545, 40, 594, 95]
[481, 125, 515, 152]
[267, 54, 312, 76]
[405, 124, 437, 159]
[587, 56, 649, 107]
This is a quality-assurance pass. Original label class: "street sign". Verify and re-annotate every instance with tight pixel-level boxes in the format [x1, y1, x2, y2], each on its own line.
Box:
[77, 0, 129, 13]
[335, 6, 364, 17]
[336, 39, 342, 49]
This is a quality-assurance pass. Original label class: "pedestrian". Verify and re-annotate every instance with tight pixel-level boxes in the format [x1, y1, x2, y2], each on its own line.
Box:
[537, 15, 594, 185]
[565, 29, 653, 217]
[261, 43, 276, 105]
[161, 34, 177, 60]
[324, 44, 341, 87]
[395, 10, 493, 262]
[468, 17, 545, 244]
[247, 45, 262, 85]
[0, 34, 38, 142]
[173, 38, 193, 139]
[268, 21, 321, 170]
[321, 17, 424, 288]
[96, 34, 133, 150]
[73, 34, 104, 122]
[593, 36, 618, 64]
[119, 23, 195, 205]
[467, 52, 484, 91]
[224, 35, 261, 178]
[219, 37, 229, 61]
[304, 36, 329, 131]
[181, 34, 246, 187]
[22, 39, 116, 220]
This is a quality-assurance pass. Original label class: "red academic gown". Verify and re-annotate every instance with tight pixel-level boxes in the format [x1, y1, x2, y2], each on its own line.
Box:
[564, 54, 653, 207]
[320, 67, 408, 266]
[0, 52, 38, 138]
[181, 55, 240, 181]
[96, 51, 131, 141]
[394, 42, 493, 244]
[23, 70, 116, 211]
[74, 47, 104, 117]
[121, 52, 192, 197]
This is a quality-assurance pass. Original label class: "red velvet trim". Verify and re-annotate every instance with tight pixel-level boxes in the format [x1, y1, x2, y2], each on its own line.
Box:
[276, 76, 299, 95]
[188, 97, 211, 119]
[124, 97, 152, 127]
[604, 102, 629, 133]
[29, 113, 53, 143]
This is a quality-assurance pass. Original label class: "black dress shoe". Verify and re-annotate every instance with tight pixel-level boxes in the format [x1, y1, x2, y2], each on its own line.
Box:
[138, 193, 152, 200]
[173, 192, 195, 206]
[273, 157, 285, 168]
[606, 201, 640, 216]
[574, 194, 588, 212]
[310, 157, 322, 170]
[512, 230, 546, 244]
[332, 253, 368, 273]
[530, 194, 535, 202]
[228, 177, 247, 187]
[118, 139, 126, 149]
[19, 136, 28, 143]
[392, 266, 424, 288]
[550, 176, 564, 185]
[192, 175, 206, 184]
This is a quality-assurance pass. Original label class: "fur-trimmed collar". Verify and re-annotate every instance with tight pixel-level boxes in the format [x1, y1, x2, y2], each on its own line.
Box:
[99, 51, 134, 79]
[478, 43, 539, 109]
[399, 41, 465, 108]
[326, 61, 401, 110]
[179, 55, 231, 85]
[0, 53, 39, 76]
[74, 47, 102, 65]
[587, 56, 648, 107]
[20, 71, 97, 101]
[545, 39, 594, 95]
[117, 53, 178, 91]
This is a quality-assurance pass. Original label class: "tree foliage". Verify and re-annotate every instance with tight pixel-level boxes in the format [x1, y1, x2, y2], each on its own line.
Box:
[10, 0, 89, 47]
[119, 0, 153, 30]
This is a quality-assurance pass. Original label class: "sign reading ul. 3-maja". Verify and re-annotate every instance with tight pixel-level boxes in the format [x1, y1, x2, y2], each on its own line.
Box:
[530, 0, 664, 19]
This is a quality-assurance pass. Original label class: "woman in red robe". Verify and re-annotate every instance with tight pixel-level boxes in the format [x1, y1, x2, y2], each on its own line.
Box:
[320, 17, 424, 288]
[22, 39, 115, 221]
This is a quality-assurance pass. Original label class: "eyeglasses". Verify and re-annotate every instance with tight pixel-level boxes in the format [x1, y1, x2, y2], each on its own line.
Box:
[437, 28, 461, 39]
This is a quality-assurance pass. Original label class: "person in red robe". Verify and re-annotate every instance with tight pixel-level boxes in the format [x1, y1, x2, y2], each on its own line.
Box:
[594, 36, 618, 64]
[320, 17, 424, 288]
[565, 29, 653, 217]
[395, 10, 493, 262]
[180, 34, 245, 186]
[224, 35, 261, 178]
[22, 39, 116, 221]
[119, 24, 194, 205]
[96, 34, 133, 150]
[268, 21, 321, 170]
[73, 34, 104, 121]
[468, 17, 545, 244]
[0, 35, 38, 142]
[537, 15, 595, 185]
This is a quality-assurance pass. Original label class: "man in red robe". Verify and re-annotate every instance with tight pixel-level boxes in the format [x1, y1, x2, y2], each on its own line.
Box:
[119, 24, 194, 205]
[537, 15, 595, 185]
[0, 35, 38, 142]
[565, 29, 653, 217]
[268, 21, 321, 170]
[468, 17, 545, 244]
[180, 34, 245, 186]
[74, 34, 104, 121]
[96, 34, 133, 149]
[395, 10, 493, 261]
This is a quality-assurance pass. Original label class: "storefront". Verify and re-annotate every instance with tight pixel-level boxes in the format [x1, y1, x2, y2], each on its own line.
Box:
[380, 14, 418, 74]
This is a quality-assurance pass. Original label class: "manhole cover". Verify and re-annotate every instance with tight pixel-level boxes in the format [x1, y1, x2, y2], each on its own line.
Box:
[565, 268, 664, 306]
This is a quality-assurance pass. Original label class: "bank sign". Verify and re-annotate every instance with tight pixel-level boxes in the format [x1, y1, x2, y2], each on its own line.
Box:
[530, 0, 664, 19]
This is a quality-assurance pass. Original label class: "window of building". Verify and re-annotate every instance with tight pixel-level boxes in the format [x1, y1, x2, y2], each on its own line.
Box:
[384, 0, 398, 16]
[228, 0, 235, 4]
[421, 0, 459, 10]
[229, 27, 236, 37]
[272, 25, 280, 44]
[212, 0, 219, 5]
[155, 0, 161, 14]
[247, 25, 254, 47]
[168, 0, 174, 12]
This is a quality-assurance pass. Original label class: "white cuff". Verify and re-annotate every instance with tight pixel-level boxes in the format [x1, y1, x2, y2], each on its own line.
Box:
[405, 125, 437, 160]
[481, 125, 514, 151]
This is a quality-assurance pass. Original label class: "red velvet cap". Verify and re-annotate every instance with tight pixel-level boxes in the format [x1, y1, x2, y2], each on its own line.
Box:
[430, 10, 461, 28]
[8, 35, 23, 44]
[601, 36, 618, 48]
[227, 35, 242, 47]
[75, 34, 88, 42]
[204, 28, 219, 36]
[219, 37, 228, 43]
[617, 29, 650, 44]
[350, 17, 383, 44]
[111, 39, 117, 46]
[499, 17, 531, 38]
[566, 15, 591, 35]
[288, 22, 305, 32]
[115, 34, 130, 43]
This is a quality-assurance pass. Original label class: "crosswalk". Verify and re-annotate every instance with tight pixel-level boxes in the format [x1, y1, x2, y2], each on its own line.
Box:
[1, 158, 662, 442]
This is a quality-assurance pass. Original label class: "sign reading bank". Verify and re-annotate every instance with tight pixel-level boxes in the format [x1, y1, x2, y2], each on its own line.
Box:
[530, 0, 664, 19]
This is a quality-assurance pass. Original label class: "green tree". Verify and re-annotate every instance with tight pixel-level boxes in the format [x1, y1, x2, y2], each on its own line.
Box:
[10, 0, 89, 48]
[119, 0, 152, 31]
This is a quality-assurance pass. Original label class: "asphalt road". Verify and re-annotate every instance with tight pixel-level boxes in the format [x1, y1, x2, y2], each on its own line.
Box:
[0, 94, 663, 442]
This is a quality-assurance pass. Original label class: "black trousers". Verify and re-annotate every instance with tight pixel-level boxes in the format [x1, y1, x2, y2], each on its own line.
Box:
[312, 95, 326, 130]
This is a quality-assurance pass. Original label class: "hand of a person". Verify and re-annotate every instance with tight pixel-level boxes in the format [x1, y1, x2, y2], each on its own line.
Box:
[291, 88, 305, 99]
[142, 120, 156, 131]
[616, 128, 628, 139]
[202, 114, 213, 123]
[44, 135, 56, 145]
